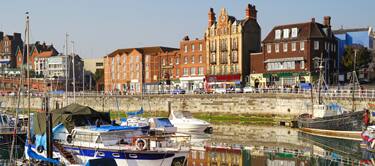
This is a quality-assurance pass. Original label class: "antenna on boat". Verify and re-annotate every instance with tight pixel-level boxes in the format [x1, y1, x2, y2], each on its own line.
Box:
[65, 33, 69, 106]
[351, 50, 359, 112]
[25, 11, 32, 146]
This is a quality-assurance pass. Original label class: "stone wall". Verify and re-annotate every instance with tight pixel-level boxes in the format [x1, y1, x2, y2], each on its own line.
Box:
[0, 94, 373, 117]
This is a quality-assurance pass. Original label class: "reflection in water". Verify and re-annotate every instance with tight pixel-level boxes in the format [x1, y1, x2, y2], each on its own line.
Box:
[1, 124, 374, 165]
[187, 124, 375, 166]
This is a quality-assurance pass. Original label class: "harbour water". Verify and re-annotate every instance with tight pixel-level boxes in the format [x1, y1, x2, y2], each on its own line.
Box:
[1, 124, 373, 166]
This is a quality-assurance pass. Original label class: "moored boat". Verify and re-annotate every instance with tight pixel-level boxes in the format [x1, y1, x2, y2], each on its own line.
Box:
[169, 110, 211, 133]
[25, 104, 190, 166]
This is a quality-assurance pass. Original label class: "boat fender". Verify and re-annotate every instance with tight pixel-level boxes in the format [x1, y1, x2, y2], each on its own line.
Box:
[66, 135, 73, 144]
[136, 138, 147, 151]
[37, 145, 44, 153]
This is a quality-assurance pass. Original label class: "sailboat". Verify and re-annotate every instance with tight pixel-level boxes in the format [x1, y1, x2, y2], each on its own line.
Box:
[297, 52, 365, 140]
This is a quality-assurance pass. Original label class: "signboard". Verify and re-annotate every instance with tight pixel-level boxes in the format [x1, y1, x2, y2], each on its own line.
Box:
[339, 75, 345, 81]
[206, 74, 241, 82]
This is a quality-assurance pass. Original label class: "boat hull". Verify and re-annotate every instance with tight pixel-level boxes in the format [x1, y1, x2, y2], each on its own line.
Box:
[173, 123, 209, 132]
[297, 110, 364, 132]
[26, 144, 188, 166]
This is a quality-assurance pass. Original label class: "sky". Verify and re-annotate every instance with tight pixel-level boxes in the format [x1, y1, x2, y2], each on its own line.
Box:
[0, 0, 374, 59]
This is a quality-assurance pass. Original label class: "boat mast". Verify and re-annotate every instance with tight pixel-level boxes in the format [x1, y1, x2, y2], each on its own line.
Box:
[352, 50, 357, 112]
[71, 41, 76, 103]
[65, 33, 69, 106]
[9, 13, 28, 162]
[26, 11, 31, 145]
[317, 53, 324, 105]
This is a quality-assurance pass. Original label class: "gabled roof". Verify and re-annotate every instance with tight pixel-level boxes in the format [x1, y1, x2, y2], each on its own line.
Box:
[106, 46, 178, 58]
[263, 21, 332, 43]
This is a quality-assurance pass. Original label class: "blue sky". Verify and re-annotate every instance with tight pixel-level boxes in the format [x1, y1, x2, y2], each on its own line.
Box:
[0, 0, 374, 58]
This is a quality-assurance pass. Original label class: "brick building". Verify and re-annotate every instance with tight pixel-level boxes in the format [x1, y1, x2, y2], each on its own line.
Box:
[16, 41, 58, 75]
[204, 4, 261, 91]
[158, 50, 180, 92]
[0, 32, 23, 69]
[179, 36, 206, 92]
[250, 17, 338, 88]
[104, 46, 178, 94]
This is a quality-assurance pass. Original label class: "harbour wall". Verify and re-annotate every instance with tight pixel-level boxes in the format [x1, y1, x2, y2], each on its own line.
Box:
[0, 94, 373, 117]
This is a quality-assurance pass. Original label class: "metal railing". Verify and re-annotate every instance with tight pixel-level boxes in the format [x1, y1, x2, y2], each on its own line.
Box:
[2, 88, 375, 99]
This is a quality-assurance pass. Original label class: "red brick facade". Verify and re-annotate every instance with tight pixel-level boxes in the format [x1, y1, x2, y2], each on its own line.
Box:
[250, 17, 338, 88]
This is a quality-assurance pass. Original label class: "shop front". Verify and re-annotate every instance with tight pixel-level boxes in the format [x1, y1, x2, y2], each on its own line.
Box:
[262, 72, 311, 88]
[205, 74, 241, 92]
[180, 76, 205, 93]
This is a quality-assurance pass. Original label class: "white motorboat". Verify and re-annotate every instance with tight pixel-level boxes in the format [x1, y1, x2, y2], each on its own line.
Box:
[169, 110, 211, 133]
[25, 104, 190, 166]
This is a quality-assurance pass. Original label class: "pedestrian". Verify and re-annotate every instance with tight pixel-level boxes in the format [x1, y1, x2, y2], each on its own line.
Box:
[363, 109, 371, 130]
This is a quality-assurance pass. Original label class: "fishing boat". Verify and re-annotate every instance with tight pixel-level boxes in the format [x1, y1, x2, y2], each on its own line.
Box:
[24, 104, 190, 166]
[169, 110, 211, 133]
[297, 53, 365, 139]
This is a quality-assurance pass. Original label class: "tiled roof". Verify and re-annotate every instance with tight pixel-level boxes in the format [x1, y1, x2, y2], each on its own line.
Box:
[106, 46, 178, 58]
[263, 21, 332, 43]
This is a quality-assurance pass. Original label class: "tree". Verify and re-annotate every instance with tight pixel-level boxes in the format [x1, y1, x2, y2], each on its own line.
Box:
[341, 45, 371, 72]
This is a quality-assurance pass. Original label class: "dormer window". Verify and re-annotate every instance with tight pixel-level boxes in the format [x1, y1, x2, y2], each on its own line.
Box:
[275, 30, 281, 40]
[283, 29, 290, 39]
[291, 28, 298, 38]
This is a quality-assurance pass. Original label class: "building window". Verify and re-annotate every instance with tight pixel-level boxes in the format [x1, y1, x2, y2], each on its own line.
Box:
[190, 67, 196, 76]
[292, 42, 296, 51]
[184, 56, 188, 64]
[283, 29, 290, 39]
[314, 41, 319, 50]
[176, 68, 180, 77]
[275, 43, 280, 53]
[199, 55, 202, 63]
[191, 56, 195, 64]
[232, 38, 238, 50]
[183, 68, 189, 76]
[136, 56, 139, 62]
[199, 44, 202, 51]
[162, 58, 166, 66]
[291, 28, 298, 38]
[283, 43, 288, 52]
[301, 60, 305, 69]
[232, 51, 238, 63]
[300, 41, 305, 51]
[184, 45, 188, 53]
[176, 57, 179, 64]
[267, 44, 272, 53]
[198, 67, 204, 75]
[170, 58, 173, 65]
[210, 53, 216, 63]
[275, 30, 281, 40]
[192, 45, 195, 52]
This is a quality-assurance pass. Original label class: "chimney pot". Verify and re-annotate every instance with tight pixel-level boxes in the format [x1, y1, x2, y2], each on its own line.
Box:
[323, 16, 331, 27]
[311, 18, 315, 23]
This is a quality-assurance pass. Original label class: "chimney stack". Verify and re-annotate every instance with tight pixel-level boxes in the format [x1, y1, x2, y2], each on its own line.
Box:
[13, 33, 21, 40]
[245, 4, 257, 20]
[208, 8, 216, 27]
[323, 16, 331, 27]
[311, 18, 315, 23]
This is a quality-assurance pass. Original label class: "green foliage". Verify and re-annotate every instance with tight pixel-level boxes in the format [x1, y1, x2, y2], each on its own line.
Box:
[93, 69, 104, 82]
[341, 45, 371, 72]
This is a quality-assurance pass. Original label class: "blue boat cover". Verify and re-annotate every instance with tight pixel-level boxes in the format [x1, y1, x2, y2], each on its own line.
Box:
[27, 144, 60, 165]
[91, 125, 140, 132]
[126, 107, 144, 116]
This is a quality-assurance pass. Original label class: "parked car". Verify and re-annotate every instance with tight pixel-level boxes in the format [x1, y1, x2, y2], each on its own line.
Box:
[226, 87, 235, 93]
[213, 88, 226, 94]
[193, 88, 205, 94]
[171, 88, 186, 94]
[243, 87, 255, 93]
[234, 87, 243, 93]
